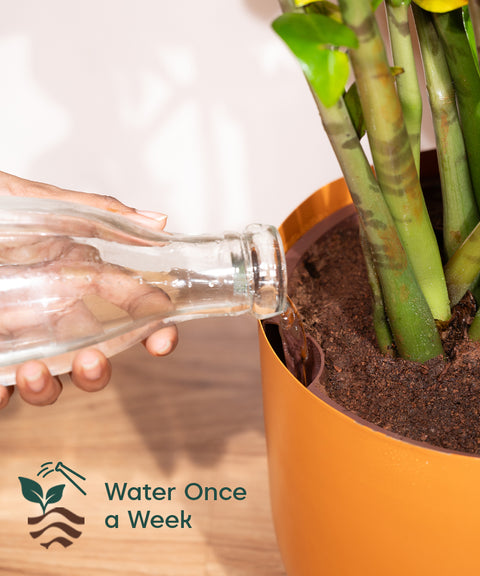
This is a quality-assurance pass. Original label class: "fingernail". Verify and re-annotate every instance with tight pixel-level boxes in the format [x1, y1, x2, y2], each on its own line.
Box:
[81, 353, 102, 380]
[152, 338, 173, 356]
[136, 210, 167, 224]
[23, 365, 45, 392]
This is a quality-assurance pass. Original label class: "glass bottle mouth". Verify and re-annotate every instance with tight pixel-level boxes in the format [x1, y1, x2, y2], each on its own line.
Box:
[243, 224, 288, 319]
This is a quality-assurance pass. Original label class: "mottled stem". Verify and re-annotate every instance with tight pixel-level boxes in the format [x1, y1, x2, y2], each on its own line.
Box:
[279, 0, 297, 13]
[358, 221, 394, 355]
[433, 8, 480, 215]
[413, 5, 479, 259]
[468, 0, 480, 68]
[317, 94, 443, 361]
[385, 0, 422, 173]
[338, 0, 450, 322]
[468, 309, 480, 340]
[444, 221, 480, 306]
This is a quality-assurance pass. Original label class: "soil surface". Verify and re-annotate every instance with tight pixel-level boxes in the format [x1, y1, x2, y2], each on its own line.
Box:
[289, 215, 480, 455]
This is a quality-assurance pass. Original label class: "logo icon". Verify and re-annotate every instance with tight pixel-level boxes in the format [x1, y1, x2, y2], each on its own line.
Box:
[18, 461, 86, 549]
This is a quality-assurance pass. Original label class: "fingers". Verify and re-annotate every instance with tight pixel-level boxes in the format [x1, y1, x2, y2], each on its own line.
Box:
[11, 332, 172, 409]
[0, 171, 168, 231]
[71, 348, 112, 392]
[0, 385, 14, 409]
[16, 361, 63, 406]
[144, 325, 178, 357]
[13, 349, 110, 408]
[115, 207, 168, 232]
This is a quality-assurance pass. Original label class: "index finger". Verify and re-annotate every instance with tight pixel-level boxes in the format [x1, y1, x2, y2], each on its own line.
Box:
[0, 171, 168, 231]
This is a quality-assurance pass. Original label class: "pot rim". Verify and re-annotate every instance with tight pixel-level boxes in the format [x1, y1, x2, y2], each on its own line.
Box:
[261, 183, 480, 461]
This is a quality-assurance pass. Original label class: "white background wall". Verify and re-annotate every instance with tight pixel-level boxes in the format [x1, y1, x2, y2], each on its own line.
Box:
[0, 1, 434, 234]
[0, 0, 338, 234]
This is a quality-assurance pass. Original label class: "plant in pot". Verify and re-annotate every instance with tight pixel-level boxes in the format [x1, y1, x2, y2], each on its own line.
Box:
[258, 1, 480, 574]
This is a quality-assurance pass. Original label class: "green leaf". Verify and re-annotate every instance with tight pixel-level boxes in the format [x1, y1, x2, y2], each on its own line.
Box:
[311, 49, 351, 107]
[372, 0, 384, 9]
[273, 13, 358, 106]
[18, 477, 44, 507]
[45, 484, 65, 508]
[273, 13, 358, 49]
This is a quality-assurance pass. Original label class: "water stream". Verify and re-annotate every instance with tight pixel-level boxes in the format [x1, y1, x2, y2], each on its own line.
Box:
[276, 297, 310, 387]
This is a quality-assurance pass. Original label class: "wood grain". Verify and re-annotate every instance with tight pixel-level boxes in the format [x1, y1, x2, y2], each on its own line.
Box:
[0, 316, 286, 575]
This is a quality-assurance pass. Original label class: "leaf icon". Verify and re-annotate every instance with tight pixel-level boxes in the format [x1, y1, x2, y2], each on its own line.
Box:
[45, 484, 65, 508]
[18, 477, 44, 511]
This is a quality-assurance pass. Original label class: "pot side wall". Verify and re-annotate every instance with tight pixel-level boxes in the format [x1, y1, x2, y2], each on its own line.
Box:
[258, 178, 480, 576]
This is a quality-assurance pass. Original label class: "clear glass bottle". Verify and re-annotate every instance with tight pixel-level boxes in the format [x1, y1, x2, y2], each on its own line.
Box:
[0, 196, 287, 385]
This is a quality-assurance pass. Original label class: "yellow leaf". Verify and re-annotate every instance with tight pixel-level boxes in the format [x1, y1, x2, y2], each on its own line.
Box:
[413, 0, 467, 13]
[294, 0, 317, 6]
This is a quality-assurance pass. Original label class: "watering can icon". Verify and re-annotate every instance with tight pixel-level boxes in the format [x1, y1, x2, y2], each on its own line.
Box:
[38, 461, 87, 495]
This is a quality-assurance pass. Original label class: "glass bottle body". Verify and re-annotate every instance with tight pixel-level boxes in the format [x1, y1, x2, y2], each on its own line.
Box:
[0, 197, 286, 385]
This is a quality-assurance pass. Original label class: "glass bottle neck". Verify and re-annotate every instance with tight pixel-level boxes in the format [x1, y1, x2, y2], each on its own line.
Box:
[0, 197, 288, 321]
[239, 224, 287, 319]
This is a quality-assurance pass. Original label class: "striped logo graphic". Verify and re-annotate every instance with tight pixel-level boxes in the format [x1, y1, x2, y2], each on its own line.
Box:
[19, 461, 87, 549]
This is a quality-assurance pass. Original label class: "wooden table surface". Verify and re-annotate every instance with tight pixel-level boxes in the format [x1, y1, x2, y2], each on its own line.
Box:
[0, 316, 286, 576]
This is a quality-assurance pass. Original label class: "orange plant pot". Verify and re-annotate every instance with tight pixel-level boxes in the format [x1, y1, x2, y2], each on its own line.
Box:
[258, 177, 480, 576]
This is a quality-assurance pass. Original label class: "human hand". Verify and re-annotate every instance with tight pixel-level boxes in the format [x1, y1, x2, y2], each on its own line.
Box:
[0, 171, 178, 407]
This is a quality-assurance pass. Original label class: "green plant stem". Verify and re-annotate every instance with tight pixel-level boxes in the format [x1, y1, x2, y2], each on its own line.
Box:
[358, 221, 394, 355]
[444, 221, 480, 305]
[304, 0, 342, 21]
[469, 279, 480, 339]
[468, 0, 480, 73]
[413, 5, 479, 259]
[317, 94, 444, 361]
[275, 0, 444, 359]
[338, 0, 450, 322]
[278, 0, 297, 14]
[385, 0, 422, 174]
[433, 9, 480, 214]
[469, 309, 480, 339]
